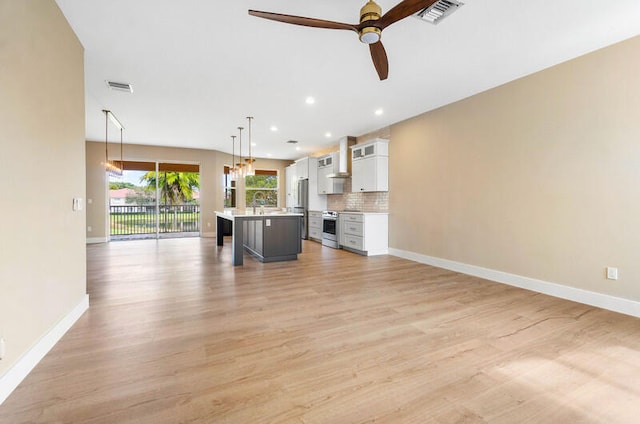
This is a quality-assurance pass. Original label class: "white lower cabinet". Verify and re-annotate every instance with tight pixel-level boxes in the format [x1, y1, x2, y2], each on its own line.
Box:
[308, 211, 322, 242]
[339, 213, 388, 256]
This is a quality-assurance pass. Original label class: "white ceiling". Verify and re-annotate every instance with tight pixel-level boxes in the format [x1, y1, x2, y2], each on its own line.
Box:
[55, 0, 640, 160]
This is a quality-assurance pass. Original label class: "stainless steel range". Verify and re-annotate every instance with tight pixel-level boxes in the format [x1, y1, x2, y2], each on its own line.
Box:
[321, 211, 339, 249]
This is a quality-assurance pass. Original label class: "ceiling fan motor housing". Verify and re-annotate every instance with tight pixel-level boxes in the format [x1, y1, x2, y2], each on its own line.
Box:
[359, 0, 382, 44]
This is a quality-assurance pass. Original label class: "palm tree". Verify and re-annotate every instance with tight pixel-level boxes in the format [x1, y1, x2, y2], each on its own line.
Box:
[140, 171, 199, 205]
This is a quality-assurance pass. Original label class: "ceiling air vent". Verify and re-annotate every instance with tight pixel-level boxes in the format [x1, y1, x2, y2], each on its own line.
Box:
[106, 80, 133, 93]
[414, 0, 463, 25]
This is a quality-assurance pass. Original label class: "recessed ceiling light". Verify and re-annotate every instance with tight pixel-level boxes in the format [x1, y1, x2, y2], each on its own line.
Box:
[251, 142, 257, 147]
[375, 108, 384, 116]
[267, 153, 273, 157]
[305, 96, 315, 105]
[295, 146, 301, 151]
[270, 125, 278, 132]
[325, 132, 332, 138]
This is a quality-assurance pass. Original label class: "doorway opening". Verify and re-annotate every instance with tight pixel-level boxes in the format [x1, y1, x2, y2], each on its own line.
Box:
[109, 161, 200, 240]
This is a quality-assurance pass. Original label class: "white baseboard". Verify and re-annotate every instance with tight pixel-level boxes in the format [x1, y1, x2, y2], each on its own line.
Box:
[86, 237, 107, 244]
[389, 248, 640, 318]
[201, 232, 216, 238]
[0, 294, 89, 405]
[367, 248, 389, 256]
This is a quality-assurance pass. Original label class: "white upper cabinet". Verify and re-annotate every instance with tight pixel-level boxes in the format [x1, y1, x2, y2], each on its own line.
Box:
[292, 157, 326, 210]
[285, 163, 297, 208]
[294, 157, 310, 180]
[317, 152, 344, 195]
[350, 139, 389, 192]
[317, 154, 334, 169]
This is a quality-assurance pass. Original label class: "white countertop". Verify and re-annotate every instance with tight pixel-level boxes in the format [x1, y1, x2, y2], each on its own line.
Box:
[337, 211, 389, 215]
[309, 210, 389, 215]
[216, 210, 303, 218]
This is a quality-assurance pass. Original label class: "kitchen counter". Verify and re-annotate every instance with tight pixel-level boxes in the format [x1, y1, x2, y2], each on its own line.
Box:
[215, 210, 303, 266]
[217, 209, 303, 217]
[337, 211, 388, 215]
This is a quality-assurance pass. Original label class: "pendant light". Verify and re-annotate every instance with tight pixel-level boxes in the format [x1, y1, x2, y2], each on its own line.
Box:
[245, 116, 255, 176]
[230, 135, 238, 181]
[236, 126, 245, 177]
[102, 109, 123, 177]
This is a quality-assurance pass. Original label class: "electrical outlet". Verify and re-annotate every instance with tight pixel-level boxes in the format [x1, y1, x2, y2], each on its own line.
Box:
[207, 222, 211, 228]
[87, 226, 92, 232]
[606, 267, 618, 280]
[0, 338, 6, 360]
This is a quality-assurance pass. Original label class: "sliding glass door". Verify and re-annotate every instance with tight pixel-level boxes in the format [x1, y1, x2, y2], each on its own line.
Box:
[108, 161, 200, 240]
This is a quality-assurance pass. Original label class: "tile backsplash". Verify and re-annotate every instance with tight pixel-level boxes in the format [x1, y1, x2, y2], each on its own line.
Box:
[327, 178, 389, 212]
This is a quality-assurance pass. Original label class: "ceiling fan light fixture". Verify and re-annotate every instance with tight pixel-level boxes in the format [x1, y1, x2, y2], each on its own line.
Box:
[359, 27, 381, 44]
[359, 0, 382, 44]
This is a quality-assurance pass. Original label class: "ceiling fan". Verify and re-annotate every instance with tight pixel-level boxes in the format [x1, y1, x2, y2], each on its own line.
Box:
[248, 0, 439, 81]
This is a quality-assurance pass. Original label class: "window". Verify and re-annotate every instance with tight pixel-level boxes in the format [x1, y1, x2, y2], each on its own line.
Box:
[223, 166, 236, 208]
[246, 170, 278, 207]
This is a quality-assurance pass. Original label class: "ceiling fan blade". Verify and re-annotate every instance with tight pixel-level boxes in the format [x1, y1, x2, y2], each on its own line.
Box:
[377, 0, 439, 29]
[249, 10, 357, 31]
[369, 41, 389, 81]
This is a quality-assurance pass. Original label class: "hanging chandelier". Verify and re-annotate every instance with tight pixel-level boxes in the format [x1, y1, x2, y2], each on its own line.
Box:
[102, 109, 124, 177]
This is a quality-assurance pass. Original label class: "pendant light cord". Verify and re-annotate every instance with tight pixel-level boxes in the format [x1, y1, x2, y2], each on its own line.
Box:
[120, 128, 124, 169]
[105, 110, 109, 164]
[231, 135, 236, 178]
[238, 127, 244, 175]
[247, 116, 253, 162]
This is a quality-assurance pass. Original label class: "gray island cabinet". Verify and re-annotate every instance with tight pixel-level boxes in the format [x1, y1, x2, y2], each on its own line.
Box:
[215, 210, 303, 266]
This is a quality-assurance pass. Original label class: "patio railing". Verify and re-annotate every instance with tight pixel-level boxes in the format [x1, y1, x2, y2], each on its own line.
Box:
[110, 204, 200, 236]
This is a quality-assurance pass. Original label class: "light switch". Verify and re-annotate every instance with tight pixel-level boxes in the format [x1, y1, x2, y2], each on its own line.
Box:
[72, 197, 83, 211]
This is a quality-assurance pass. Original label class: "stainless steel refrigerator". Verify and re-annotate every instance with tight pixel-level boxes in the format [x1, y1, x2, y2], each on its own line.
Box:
[294, 179, 309, 239]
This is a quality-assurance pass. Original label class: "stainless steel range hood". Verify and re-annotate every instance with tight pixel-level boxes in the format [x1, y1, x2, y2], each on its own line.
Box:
[327, 136, 355, 179]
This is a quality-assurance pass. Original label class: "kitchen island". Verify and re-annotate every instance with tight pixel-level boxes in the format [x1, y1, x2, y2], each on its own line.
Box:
[215, 210, 303, 266]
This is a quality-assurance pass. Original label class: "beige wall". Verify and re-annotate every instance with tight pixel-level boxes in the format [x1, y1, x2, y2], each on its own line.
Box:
[86, 141, 291, 239]
[389, 35, 640, 302]
[0, 1, 86, 375]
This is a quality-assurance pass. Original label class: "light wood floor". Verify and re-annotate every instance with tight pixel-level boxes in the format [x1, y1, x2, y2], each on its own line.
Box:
[2, 238, 640, 423]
